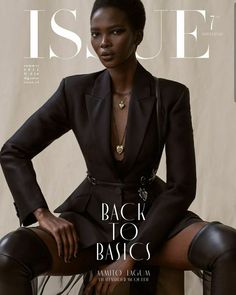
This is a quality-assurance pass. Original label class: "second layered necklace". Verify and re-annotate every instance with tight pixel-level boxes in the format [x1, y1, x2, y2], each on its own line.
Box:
[112, 90, 131, 155]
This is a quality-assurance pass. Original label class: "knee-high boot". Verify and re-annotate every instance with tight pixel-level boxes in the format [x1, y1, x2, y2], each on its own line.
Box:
[188, 221, 236, 295]
[0, 227, 52, 295]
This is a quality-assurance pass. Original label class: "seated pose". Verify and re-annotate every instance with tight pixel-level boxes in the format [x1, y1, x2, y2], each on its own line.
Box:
[0, 0, 236, 294]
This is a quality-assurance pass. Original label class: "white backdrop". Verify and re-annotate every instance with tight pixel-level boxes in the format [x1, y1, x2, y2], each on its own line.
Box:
[0, 1, 235, 294]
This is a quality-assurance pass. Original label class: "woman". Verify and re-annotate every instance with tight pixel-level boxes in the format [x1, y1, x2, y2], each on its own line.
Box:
[0, 0, 236, 294]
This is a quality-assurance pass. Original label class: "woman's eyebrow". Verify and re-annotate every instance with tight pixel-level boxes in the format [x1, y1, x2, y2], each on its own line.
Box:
[90, 24, 124, 31]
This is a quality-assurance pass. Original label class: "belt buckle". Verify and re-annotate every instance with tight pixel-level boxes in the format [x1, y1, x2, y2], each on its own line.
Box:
[138, 187, 148, 202]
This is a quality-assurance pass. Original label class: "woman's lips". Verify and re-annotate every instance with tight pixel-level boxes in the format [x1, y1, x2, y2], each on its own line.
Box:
[100, 52, 114, 61]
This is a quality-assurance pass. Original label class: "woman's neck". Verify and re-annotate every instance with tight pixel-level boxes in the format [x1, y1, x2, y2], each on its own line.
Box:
[107, 57, 138, 93]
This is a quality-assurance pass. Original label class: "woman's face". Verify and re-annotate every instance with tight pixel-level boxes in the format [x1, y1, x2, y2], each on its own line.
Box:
[90, 7, 138, 68]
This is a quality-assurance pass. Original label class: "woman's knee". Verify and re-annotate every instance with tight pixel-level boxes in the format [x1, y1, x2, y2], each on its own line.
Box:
[0, 227, 52, 279]
[0, 252, 33, 285]
[188, 221, 236, 271]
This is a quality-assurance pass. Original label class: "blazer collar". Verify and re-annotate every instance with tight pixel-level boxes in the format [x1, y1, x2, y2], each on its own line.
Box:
[85, 62, 156, 180]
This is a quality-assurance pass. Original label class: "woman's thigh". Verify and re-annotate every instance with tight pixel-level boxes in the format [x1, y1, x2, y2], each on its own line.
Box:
[28, 226, 106, 276]
[29, 220, 208, 275]
[143, 221, 208, 270]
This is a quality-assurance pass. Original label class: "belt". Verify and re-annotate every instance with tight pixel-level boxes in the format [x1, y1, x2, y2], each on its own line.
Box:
[86, 169, 157, 202]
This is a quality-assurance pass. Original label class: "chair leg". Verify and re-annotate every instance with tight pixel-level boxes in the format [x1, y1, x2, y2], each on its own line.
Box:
[31, 277, 38, 295]
[202, 271, 211, 295]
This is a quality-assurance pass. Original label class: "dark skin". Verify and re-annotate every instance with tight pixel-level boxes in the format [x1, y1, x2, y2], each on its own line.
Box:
[32, 6, 208, 295]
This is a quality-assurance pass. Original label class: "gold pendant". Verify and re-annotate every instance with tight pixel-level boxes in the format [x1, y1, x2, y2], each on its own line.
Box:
[116, 145, 124, 154]
[138, 187, 148, 202]
[119, 100, 125, 110]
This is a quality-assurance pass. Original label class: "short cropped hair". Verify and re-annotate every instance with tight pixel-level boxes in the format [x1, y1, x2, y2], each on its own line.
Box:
[90, 0, 146, 32]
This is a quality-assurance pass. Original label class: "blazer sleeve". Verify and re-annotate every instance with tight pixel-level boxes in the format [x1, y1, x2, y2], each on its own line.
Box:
[0, 79, 71, 226]
[127, 85, 197, 259]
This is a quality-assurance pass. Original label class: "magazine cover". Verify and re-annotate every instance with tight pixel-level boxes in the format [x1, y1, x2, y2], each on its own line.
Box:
[0, 1, 235, 294]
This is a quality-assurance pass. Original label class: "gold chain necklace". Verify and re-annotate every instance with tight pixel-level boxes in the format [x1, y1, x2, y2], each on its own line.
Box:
[114, 90, 131, 110]
[112, 114, 127, 155]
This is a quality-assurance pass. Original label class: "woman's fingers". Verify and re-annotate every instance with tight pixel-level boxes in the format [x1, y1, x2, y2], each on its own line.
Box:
[107, 283, 116, 294]
[35, 210, 79, 262]
[58, 221, 79, 263]
[41, 216, 79, 263]
[99, 281, 109, 295]
[53, 230, 63, 257]
[84, 275, 98, 295]
[96, 279, 105, 295]
[83, 273, 115, 295]
[66, 223, 78, 261]
[71, 226, 79, 258]
[91, 279, 116, 295]
[60, 228, 70, 263]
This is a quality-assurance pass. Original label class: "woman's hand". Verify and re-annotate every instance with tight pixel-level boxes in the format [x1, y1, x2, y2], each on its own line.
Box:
[33, 208, 79, 263]
[84, 254, 135, 295]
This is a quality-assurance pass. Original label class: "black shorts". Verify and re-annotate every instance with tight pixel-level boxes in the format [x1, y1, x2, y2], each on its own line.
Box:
[166, 210, 203, 240]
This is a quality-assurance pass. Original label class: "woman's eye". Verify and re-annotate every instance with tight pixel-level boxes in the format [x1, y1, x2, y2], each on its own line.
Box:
[91, 32, 99, 38]
[112, 29, 123, 35]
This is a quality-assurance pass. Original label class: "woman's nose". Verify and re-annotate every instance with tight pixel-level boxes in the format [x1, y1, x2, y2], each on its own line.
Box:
[100, 34, 111, 48]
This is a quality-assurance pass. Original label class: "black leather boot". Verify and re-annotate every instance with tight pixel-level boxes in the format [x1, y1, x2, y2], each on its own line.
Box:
[188, 221, 236, 295]
[0, 227, 52, 295]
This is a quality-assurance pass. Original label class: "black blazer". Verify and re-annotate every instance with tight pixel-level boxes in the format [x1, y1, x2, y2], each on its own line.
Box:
[0, 62, 196, 258]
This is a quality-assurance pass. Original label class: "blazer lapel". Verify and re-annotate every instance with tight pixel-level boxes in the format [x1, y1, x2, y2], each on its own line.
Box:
[85, 63, 156, 179]
[122, 64, 156, 176]
[85, 70, 118, 177]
